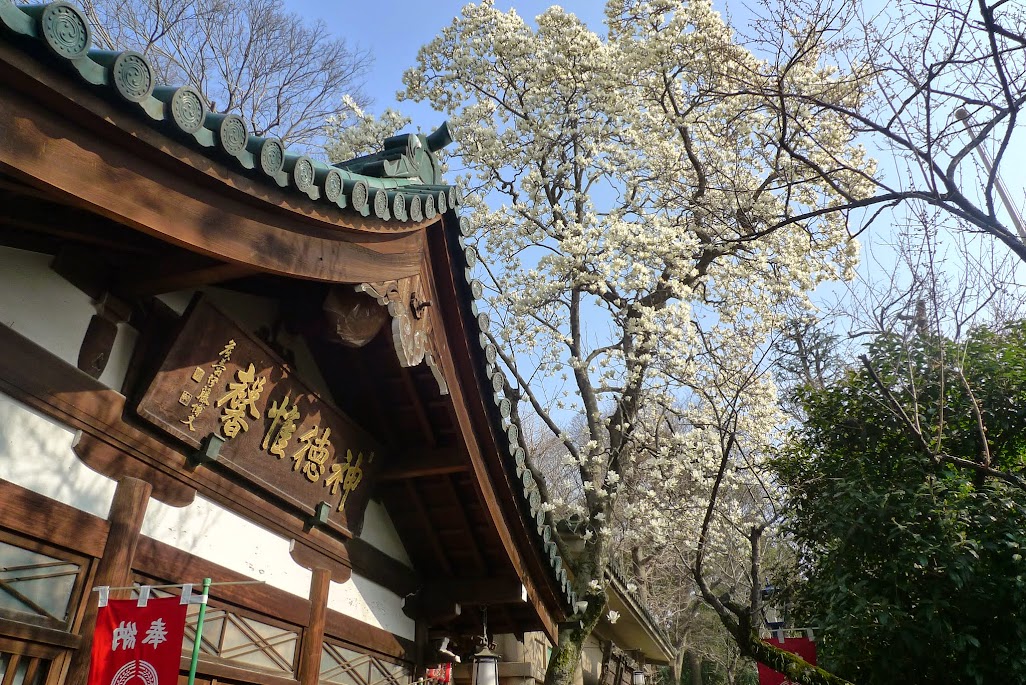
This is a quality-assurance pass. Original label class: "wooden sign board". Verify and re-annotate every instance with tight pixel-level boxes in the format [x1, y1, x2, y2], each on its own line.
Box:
[136, 296, 382, 537]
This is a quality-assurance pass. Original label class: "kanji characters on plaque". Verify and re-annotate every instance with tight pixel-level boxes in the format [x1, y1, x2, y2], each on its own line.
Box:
[141, 298, 382, 532]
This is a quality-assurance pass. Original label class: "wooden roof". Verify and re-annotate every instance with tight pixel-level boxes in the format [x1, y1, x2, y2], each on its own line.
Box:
[0, 0, 575, 642]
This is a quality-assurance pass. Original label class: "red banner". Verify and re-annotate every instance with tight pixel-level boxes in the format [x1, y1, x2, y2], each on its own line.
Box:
[88, 597, 188, 685]
[757, 637, 817, 685]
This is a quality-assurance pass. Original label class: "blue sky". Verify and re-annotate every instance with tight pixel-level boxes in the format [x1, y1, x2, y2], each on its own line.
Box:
[283, 1, 607, 125]
[283, 0, 1026, 336]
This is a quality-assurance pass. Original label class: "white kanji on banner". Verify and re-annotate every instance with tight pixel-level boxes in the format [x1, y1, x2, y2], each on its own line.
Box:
[88, 596, 188, 685]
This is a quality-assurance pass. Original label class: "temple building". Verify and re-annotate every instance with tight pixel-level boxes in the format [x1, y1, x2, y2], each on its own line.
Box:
[0, 4, 669, 685]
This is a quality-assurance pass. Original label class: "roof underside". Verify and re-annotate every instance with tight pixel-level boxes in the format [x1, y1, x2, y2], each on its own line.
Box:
[0, 0, 578, 640]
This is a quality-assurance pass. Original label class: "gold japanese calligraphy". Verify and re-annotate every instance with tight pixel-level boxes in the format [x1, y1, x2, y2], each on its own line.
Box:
[262, 393, 300, 457]
[216, 363, 267, 438]
[138, 297, 384, 537]
[324, 449, 367, 512]
[292, 426, 332, 482]
[181, 340, 236, 432]
[259, 393, 367, 511]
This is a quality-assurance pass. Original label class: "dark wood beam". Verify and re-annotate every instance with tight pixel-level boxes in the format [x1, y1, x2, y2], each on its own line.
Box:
[345, 536, 419, 596]
[442, 475, 488, 573]
[378, 447, 469, 481]
[401, 593, 461, 623]
[399, 365, 437, 448]
[405, 480, 453, 576]
[0, 193, 157, 254]
[0, 63, 429, 283]
[115, 258, 256, 296]
[420, 577, 528, 606]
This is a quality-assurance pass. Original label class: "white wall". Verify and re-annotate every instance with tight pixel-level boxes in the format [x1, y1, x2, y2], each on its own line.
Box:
[143, 494, 415, 640]
[0, 392, 117, 517]
[143, 494, 313, 597]
[328, 572, 415, 639]
[0, 245, 415, 640]
[0, 245, 136, 391]
[361, 500, 413, 567]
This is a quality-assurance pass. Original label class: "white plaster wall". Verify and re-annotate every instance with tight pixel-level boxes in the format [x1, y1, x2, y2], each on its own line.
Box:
[0, 392, 117, 517]
[142, 494, 313, 598]
[360, 499, 413, 567]
[328, 572, 415, 640]
[0, 246, 92, 368]
[144, 494, 415, 640]
[0, 245, 136, 392]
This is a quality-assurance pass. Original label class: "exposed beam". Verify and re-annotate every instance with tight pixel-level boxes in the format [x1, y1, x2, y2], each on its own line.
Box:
[405, 481, 453, 576]
[399, 365, 437, 447]
[378, 447, 469, 481]
[442, 474, 488, 573]
[0, 72, 428, 283]
[420, 577, 528, 606]
[0, 193, 156, 254]
[116, 258, 256, 296]
[401, 593, 461, 623]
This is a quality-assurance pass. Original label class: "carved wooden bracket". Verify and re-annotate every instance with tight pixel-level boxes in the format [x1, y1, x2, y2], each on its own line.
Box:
[322, 285, 390, 348]
[79, 293, 133, 379]
[357, 276, 449, 395]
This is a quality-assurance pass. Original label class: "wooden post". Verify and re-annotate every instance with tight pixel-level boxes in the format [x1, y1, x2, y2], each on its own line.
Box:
[65, 476, 153, 685]
[298, 568, 331, 685]
[414, 618, 428, 677]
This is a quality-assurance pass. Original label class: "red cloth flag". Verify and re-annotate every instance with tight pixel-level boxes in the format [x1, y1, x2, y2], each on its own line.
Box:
[756, 637, 817, 685]
[87, 597, 188, 685]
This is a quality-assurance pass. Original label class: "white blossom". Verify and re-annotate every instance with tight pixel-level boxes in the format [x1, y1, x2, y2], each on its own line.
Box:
[391, 0, 874, 640]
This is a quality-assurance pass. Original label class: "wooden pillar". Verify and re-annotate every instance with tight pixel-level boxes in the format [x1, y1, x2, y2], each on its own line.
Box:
[298, 568, 332, 685]
[65, 477, 153, 685]
[414, 618, 428, 676]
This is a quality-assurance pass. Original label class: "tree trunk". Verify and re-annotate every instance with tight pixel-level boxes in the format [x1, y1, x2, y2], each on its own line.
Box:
[544, 536, 609, 685]
[631, 547, 651, 604]
[741, 633, 853, 685]
[670, 646, 684, 685]
[543, 588, 606, 685]
[688, 651, 703, 685]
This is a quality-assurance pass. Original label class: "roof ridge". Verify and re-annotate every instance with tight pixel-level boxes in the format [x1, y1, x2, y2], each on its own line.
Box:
[0, 0, 458, 223]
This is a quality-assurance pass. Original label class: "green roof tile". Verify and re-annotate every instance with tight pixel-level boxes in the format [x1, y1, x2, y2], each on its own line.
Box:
[0, 0, 457, 221]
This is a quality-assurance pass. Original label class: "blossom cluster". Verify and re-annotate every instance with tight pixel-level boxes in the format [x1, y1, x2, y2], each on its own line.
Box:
[389, 0, 875, 594]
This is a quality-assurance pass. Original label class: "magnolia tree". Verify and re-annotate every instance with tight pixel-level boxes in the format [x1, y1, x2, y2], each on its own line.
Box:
[392, 2, 874, 684]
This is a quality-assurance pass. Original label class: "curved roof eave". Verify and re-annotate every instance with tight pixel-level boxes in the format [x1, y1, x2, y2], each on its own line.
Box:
[0, 0, 459, 227]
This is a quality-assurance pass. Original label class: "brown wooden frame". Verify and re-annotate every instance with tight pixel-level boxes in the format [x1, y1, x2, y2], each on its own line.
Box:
[0, 42, 432, 284]
[0, 22, 571, 642]
[0, 530, 93, 634]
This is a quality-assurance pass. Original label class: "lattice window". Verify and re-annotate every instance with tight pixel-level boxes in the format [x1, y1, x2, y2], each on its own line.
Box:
[0, 535, 85, 630]
[0, 651, 51, 685]
[185, 607, 298, 675]
[320, 642, 410, 685]
[131, 585, 299, 676]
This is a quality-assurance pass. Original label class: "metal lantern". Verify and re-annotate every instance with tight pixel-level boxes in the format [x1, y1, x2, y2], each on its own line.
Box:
[632, 669, 646, 685]
[472, 645, 500, 685]
[472, 607, 500, 685]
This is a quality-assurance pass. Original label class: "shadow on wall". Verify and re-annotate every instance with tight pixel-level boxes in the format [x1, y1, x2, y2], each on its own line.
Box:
[0, 393, 118, 519]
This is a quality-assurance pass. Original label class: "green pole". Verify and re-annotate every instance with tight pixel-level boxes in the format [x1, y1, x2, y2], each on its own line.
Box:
[186, 578, 211, 685]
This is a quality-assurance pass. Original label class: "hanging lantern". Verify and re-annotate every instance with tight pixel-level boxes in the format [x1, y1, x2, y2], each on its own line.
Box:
[632, 669, 646, 685]
[472, 607, 500, 685]
[471, 644, 500, 685]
